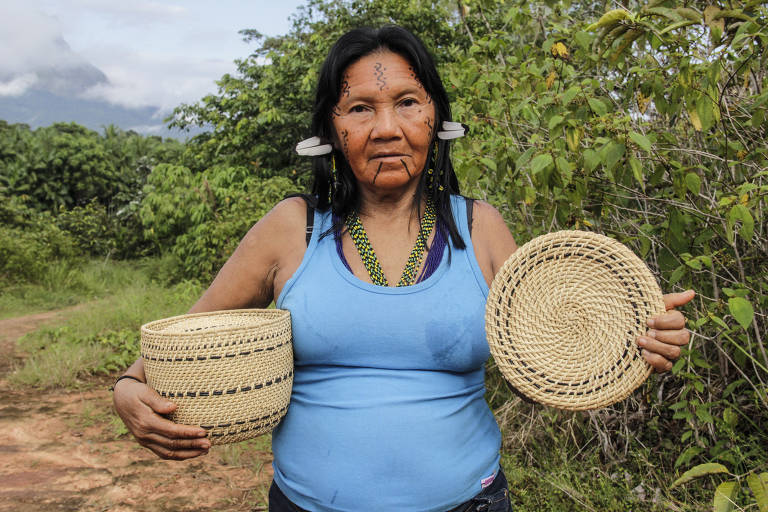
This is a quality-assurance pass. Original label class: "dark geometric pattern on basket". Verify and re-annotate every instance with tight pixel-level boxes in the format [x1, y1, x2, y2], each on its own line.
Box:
[141, 309, 293, 444]
[203, 406, 289, 438]
[485, 230, 665, 411]
[157, 369, 294, 398]
[141, 339, 290, 362]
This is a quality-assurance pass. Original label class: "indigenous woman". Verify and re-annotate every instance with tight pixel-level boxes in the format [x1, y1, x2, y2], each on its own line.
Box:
[114, 26, 694, 512]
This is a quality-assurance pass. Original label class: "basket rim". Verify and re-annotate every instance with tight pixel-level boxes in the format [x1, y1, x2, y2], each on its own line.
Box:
[140, 308, 290, 338]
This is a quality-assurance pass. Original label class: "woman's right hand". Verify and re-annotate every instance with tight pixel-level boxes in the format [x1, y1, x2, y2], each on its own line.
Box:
[113, 378, 211, 460]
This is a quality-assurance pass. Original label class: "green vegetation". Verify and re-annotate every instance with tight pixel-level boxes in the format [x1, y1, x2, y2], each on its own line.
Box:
[1, 0, 765, 510]
[8, 260, 202, 388]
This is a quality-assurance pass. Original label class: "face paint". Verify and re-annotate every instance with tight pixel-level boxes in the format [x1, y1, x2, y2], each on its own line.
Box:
[331, 51, 436, 190]
[374, 62, 387, 91]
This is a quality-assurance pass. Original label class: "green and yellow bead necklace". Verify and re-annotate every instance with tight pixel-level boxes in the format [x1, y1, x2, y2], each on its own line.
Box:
[345, 200, 436, 287]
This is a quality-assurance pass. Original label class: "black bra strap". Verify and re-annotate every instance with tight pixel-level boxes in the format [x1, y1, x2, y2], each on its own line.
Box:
[465, 197, 474, 236]
[283, 193, 316, 246]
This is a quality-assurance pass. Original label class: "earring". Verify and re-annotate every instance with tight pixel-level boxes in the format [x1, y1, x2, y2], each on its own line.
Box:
[427, 142, 437, 188]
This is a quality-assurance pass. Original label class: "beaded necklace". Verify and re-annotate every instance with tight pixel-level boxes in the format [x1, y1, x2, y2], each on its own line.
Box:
[345, 200, 436, 287]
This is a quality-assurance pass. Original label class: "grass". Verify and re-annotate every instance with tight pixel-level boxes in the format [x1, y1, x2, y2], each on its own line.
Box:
[7, 257, 203, 389]
[0, 254, 180, 320]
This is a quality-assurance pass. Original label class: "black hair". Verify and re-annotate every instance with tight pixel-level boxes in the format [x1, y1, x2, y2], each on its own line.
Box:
[309, 25, 465, 249]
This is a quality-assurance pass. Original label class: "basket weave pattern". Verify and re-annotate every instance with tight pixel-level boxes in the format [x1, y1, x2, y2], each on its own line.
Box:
[486, 230, 665, 410]
[141, 309, 293, 444]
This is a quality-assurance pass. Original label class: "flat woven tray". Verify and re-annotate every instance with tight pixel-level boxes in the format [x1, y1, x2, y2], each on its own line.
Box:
[486, 230, 664, 410]
[141, 309, 293, 444]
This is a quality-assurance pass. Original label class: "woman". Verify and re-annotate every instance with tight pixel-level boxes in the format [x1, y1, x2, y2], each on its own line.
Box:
[114, 26, 694, 511]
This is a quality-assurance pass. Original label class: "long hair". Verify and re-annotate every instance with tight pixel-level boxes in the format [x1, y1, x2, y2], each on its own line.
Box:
[309, 25, 465, 249]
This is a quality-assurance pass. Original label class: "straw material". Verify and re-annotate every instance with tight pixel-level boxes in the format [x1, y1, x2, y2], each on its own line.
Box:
[486, 230, 665, 410]
[141, 309, 293, 444]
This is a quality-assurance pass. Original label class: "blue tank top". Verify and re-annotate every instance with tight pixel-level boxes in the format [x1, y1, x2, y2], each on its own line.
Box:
[273, 195, 501, 512]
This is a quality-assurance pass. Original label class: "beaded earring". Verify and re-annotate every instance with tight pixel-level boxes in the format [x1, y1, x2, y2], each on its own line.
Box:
[427, 142, 438, 189]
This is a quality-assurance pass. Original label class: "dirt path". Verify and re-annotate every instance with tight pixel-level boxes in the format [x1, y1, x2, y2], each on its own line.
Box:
[0, 308, 274, 512]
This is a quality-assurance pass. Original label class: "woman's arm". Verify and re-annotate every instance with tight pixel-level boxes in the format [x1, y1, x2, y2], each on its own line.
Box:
[469, 200, 693, 373]
[113, 198, 308, 460]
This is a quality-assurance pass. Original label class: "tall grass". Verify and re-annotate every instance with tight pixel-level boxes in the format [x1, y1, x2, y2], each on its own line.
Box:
[0, 255, 180, 319]
[8, 257, 203, 389]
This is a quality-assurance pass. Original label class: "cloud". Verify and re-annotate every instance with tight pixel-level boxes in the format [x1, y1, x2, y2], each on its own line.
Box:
[0, 74, 38, 96]
[0, 0, 244, 113]
[0, 2, 108, 95]
[70, 0, 189, 26]
[0, 4, 77, 73]
[80, 46, 233, 112]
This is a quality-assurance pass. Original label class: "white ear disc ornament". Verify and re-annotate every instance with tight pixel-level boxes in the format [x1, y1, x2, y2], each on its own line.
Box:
[295, 136, 333, 156]
[437, 121, 468, 140]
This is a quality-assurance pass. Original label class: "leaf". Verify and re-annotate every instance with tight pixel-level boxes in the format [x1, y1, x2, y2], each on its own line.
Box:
[529, 154, 553, 174]
[583, 149, 600, 171]
[515, 148, 536, 170]
[600, 141, 626, 170]
[562, 86, 580, 106]
[671, 463, 729, 488]
[586, 9, 630, 31]
[728, 297, 754, 330]
[728, 204, 755, 241]
[480, 157, 497, 172]
[747, 473, 768, 512]
[551, 42, 569, 59]
[629, 131, 652, 152]
[685, 173, 701, 196]
[629, 157, 644, 189]
[545, 70, 557, 90]
[548, 115, 564, 130]
[588, 98, 608, 116]
[713, 480, 739, 512]
[696, 96, 715, 132]
[689, 108, 703, 131]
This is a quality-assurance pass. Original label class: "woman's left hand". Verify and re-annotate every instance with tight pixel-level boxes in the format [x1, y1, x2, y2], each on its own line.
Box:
[637, 290, 696, 372]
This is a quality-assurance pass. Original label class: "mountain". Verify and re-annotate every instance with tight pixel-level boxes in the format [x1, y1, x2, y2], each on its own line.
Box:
[0, 40, 201, 139]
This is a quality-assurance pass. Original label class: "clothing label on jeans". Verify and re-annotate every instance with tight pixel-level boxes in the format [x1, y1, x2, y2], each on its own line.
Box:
[480, 471, 496, 489]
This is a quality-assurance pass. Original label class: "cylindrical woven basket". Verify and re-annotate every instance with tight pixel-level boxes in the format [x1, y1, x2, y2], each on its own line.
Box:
[141, 309, 293, 444]
[486, 230, 665, 411]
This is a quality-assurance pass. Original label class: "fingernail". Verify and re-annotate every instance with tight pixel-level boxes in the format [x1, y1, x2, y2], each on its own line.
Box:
[201, 441, 211, 449]
[647, 329, 656, 338]
[647, 318, 656, 328]
[637, 338, 646, 347]
[197, 430, 207, 437]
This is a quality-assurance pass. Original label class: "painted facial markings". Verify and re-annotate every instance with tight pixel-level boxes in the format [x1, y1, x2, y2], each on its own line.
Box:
[372, 162, 383, 184]
[341, 75, 351, 97]
[408, 67, 424, 89]
[400, 159, 411, 178]
[341, 129, 350, 159]
[425, 118, 434, 139]
[374, 62, 387, 91]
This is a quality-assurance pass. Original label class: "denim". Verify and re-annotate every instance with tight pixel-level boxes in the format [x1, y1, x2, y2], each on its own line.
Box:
[268, 468, 513, 512]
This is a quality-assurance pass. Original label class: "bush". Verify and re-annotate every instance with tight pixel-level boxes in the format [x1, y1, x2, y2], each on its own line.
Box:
[0, 194, 78, 283]
[140, 164, 297, 281]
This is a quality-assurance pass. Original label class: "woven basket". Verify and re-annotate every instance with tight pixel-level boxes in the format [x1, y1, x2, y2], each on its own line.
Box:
[486, 230, 665, 411]
[141, 309, 293, 444]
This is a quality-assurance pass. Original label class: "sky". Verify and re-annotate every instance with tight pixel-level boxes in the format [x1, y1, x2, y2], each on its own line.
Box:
[0, 0, 306, 114]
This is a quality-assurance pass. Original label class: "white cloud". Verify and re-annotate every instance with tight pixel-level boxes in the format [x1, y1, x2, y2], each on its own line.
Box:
[70, 0, 189, 26]
[80, 46, 234, 112]
[0, 74, 38, 96]
[0, 3, 87, 75]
